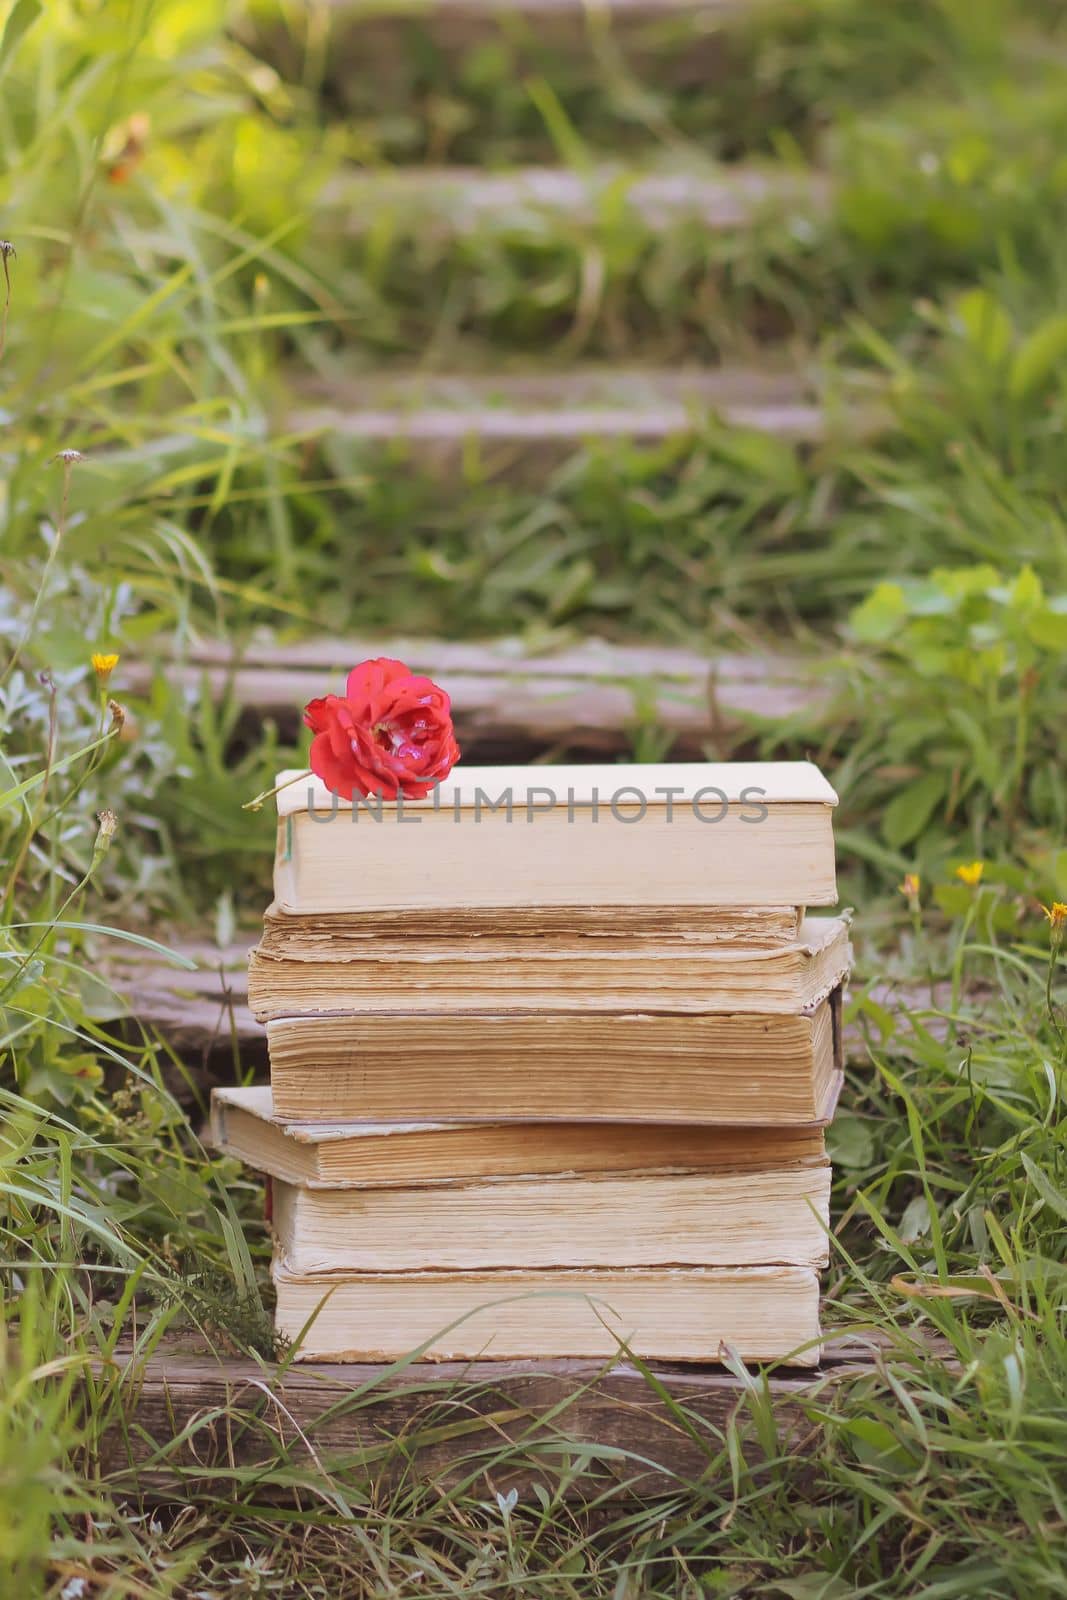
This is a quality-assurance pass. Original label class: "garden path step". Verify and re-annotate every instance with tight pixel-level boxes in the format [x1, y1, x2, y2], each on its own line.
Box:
[247, 0, 760, 76]
[286, 367, 885, 470]
[323, 163, 828, 234]
[123, 633, 827, 756]
[322, 0, 746, 14]
[95, 1329, 952, 1499]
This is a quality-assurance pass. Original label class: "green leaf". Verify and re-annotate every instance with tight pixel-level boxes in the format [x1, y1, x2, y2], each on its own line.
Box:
[935, 562, 1002, 600]
[946, 132, 991, 185]
[1009, 314, 1067, 400]
[1021, 1153, 1067, 1222]
[1027, 608, 1067, 651]
[827, 1114, 874, 1170]
[935, 883, 979, 917]
[910, 643, 953, 678]
[56, 1051, 103, 1086]
[0, 0, 42, 70]
[848, 991, 898, 1042]
[899, 1193, 933, 1243]
[11, 922, 198, 967]
[1008, 564, 1044, 612]
[0, 731, 113, 812]
[841, 1415, 918, 1472]
[850, 581, 907, 643]
[882, 772, 945, 848]
[902, 578, 956, 617]
[953, 287, 1013, 366]
[945, 707, 1000, 791]
[771, 1579, 856, 1600]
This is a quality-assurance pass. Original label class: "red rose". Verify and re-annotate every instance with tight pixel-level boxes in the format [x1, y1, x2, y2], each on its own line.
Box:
[303, 657, 460, 801]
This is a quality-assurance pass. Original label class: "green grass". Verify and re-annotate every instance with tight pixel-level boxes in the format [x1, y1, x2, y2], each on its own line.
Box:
[3, 0, 1067, 1593]
[239, 0, 1065, 166]
[193, 53, 1067, 361]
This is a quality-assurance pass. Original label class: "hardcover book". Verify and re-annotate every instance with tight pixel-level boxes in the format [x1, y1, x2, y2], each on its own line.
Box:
[271, 761, 838, 918]
[265, 987, 845, 1125]
[211, 1086, 834, 1187]
[268, 1159, 831, 1273]
[248, 913, 852, 1019]
[271, 1263, 822, 1364]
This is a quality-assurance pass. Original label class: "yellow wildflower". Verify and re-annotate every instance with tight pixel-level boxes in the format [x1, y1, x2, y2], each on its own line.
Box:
[898, 872, 921, 901]
[1041, 901, 1067, 929]
[91, 652, 119, 681]
[955, 861, 984, 887]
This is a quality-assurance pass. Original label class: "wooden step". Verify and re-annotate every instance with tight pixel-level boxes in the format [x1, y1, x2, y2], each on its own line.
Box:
[122, 633, 827, 758]
[321, 0, 747, 15]
[322, 163, 828, 235]
[244, 0, 761, 86]
[104, 938, 252, 1067]
[288, 367, 883, 471]
[95, 1329, 948, 1498]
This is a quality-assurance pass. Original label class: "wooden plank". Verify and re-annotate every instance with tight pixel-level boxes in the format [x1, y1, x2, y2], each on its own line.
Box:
[243, 0, 762, 86]
[288, 368, 884, 469]
[122, 634, 827, 756]
[106, 941, 253, 1068]
[94, 1330, 944, 1497]
[322, 164, 829, 235]
[321, 0, 748, 14]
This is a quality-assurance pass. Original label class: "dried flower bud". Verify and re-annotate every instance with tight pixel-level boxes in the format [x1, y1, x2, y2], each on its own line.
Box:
[107, 698, 126, 732]
[90, 808, 118, 871]
[898, 872, 921, 906]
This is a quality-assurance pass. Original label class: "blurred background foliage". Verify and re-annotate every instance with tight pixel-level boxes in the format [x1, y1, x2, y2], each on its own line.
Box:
[3, 0, 1067, 916]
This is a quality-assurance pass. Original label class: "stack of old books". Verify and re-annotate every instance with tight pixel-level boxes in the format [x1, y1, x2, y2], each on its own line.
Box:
[211, 761, 849, 1365]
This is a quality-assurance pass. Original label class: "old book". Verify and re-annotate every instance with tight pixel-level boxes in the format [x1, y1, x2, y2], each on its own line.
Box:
[265, 988, 844, 1125]
[272, 1263, 822, 1364]
[269, 1160, 831, 1273]
[260, 901, 803, 942]
[272, 761, 838, 917]
[210, 1085, 833, 1187]
[249, 914, 851, 1020]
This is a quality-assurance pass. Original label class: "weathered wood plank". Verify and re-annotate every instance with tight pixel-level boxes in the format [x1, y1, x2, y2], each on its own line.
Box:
[122, 634, 826, 756]
[289, 368, 883, 468]
[94, 1330, 943, 1498]
[323, 164, 829, 235]
[243, 0, 762, 89]
[320, 0, 748, 14]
